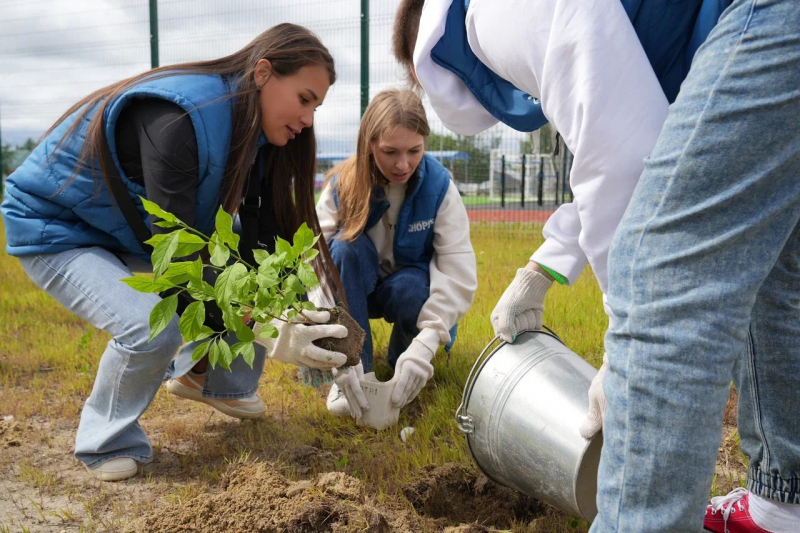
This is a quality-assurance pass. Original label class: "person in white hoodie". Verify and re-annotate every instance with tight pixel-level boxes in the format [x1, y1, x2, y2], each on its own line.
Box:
[394, 1, 800, 532]
[315, 89, 477, 418]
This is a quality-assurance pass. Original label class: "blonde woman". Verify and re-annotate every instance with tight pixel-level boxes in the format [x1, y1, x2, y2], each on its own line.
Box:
[315, 89, 477, 418]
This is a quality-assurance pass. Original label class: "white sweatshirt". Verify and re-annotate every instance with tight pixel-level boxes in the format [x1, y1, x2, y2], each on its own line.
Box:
[315, 179, 478, 355]
[414, 0, 670, 295]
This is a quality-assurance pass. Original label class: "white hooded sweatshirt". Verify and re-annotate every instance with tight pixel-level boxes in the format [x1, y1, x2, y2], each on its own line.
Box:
[414, 0, 670, 296]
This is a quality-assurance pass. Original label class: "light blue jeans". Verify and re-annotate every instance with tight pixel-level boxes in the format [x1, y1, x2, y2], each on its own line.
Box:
[593, 0, 800, 531]
[19, 246, 265, 468]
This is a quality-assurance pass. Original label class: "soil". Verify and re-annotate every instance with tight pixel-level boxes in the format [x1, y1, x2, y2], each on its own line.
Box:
[0, 387, 747, 532]
[403, 463, 541, 529]
[122, 460, 542, 532]
[122, 462, 420, 532]
[314, 306, 365, 367]
[1, 415, 22, 448]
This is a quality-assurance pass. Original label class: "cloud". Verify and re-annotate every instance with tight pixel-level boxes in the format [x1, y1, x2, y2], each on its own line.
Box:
[0, 0, 527, 154]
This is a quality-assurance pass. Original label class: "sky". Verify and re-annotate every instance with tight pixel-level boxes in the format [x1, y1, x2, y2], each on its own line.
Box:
[0, 0, 527, 155]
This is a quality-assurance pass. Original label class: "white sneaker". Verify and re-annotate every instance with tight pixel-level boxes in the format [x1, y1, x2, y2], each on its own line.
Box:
[165, 371, 264, 419]
[327, 383, 351, 416]
[85, 457, 138, 482]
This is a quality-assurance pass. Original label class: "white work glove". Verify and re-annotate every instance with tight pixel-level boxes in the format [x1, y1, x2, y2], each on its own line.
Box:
[332, 362, 369, 419]
[579, 353, 608, 439]
[253, 310, 348, 370]
[391, 340, 435, 408]
[490, 267, 553, 343]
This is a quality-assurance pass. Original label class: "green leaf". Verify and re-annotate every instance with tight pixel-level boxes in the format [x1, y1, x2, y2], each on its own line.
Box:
[151, 231, 181, 279]
[297, 262, 319, 289]
[215, 208, 240, 252]
[147, 231, 206, 258]
[232, 342, 256, 368]
[162, 261, 196, 285]
[191, 340, 212, 363]
[257, 322, 278, 339]
[189, 257, 203, 280]
[174, 233, 207, 258]
[253, 249, 270, 265]
[215, 263, 248, 308]
[301, 300, 317, 311]
[149, 294, 178, 342]
[187, 279, 215, 301]
[217, 339, 233, 371]
[195, 326, 215, 340]
[222, 306, 241, 334]
[120, 276, 176, 293]
[153, 220, 179, 228]
[209, 234, 231, 267]
[285, 274, 306, 295]
[276, 237, 292, 255]
[257, 269, 280, 290]
[178, 301, 206, 340]
[281, 289, 297, 308]
[304, 248, 319, 262]
[208, 340, 220, 369]
[293, 223, 315, 253]
[233, 320, 255, 343]
[141, 197, 179, 225]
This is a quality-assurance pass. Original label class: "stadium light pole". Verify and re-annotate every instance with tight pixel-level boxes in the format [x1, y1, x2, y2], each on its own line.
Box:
[360, 0, 369, 116]
[150, 0, 159, 69]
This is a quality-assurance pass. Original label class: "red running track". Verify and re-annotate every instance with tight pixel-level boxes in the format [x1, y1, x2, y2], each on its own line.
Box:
[467, 209, 555, 223]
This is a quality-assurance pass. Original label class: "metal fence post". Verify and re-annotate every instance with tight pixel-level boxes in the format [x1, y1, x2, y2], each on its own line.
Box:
[537, 156, 544, 206]
[360, 0, 369, 117]
[520, 153, 526, 208]
[149, 0, 159, 69]
[500, 155, 506, 209]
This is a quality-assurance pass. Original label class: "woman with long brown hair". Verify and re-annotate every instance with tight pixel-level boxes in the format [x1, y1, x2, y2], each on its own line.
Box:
[315, 89, 476, 421]
[1, 23, 349, 481]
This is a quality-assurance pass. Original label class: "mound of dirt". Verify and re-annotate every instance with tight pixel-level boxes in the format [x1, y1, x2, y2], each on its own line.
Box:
[122, 462, 422, 532]
[1, 416, 22, 448]
[402, 463, 542, 529]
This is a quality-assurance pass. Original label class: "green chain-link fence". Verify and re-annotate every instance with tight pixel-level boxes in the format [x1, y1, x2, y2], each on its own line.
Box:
[0, 0, 571, 223]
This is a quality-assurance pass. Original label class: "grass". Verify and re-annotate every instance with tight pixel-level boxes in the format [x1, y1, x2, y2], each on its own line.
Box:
[0, 216, 605, 531]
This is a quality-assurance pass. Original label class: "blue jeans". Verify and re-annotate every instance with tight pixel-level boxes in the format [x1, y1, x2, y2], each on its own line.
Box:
[593, 1, 800, 531]
[19, 247, 265, 468]
[329, 233, 456, 373]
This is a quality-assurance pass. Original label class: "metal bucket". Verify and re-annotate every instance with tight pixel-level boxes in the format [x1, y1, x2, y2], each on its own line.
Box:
[456, 330, 602, 521]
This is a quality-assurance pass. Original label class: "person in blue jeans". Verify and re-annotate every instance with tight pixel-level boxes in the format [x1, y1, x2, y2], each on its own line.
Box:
[394, 1, 799, 530]
[596, 1, 800, 531]
[1, 25, 350, 482]
[314, 89, 477, 419]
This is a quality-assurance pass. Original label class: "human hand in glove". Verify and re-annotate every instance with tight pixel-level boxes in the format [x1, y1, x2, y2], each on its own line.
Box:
[254, 310, 347, 370]
[490, 266, 553, 343]
[391, 340, 434, 408]
[332, 362, 369, 419]
[579, 353, 608, 439]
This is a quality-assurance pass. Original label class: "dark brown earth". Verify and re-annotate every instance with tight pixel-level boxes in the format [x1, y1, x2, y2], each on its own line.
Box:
[314, 306, 366, 367]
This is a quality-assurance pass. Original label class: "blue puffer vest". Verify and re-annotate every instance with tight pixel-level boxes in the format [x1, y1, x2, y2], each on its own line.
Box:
[331, 153, 452, 274]
[1, 73, 238, 261]
[431, 0, 733, 132]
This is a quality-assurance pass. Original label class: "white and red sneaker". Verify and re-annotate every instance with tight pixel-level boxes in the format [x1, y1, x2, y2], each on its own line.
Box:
[704, 488, 773, 533]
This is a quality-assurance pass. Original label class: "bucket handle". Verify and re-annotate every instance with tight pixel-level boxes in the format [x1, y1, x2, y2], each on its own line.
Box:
[455, 334, 503, 434]
[454, 326, 565, 435]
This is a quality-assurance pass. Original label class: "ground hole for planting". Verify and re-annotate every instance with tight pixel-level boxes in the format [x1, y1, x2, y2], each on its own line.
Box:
[402, 463, 543, 528]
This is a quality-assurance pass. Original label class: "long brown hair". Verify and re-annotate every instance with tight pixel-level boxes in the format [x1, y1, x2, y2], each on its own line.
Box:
[392, 0, 425, 87]
[328, 89, 430, 242]
[46, 23, 345, 303]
